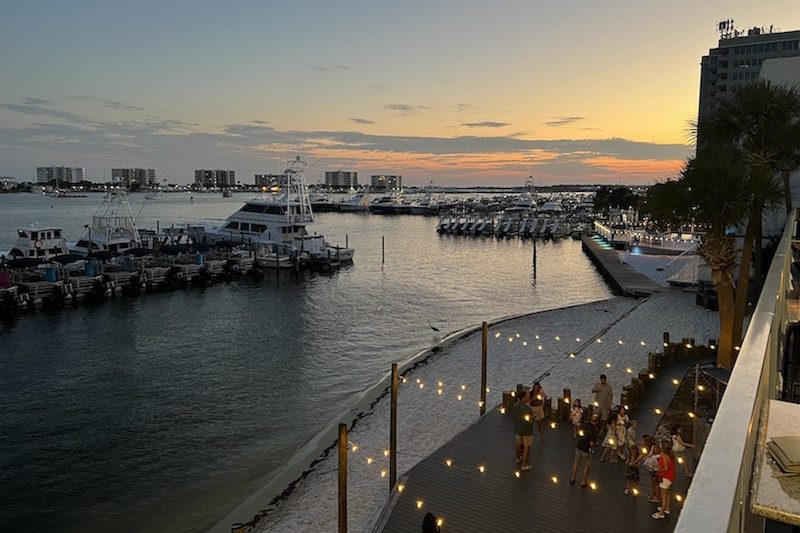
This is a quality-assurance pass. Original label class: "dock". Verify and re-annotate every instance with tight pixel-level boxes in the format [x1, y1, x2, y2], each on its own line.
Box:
[581, 235, 661, 297]
[376, 357, 702, 533]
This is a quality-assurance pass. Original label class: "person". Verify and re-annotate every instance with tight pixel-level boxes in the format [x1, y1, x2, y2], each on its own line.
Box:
[625, 419, 639, 459]
[671, 425, 694, 477]
[591, 374, 614, 426]
[624, 439, 641, 496]
[570, 399, 584, 437]
[422, 512, 441, 532]
[599, 412, 619, 463]
[615, 407, 630, 461]
[641, 437, 661, 503]
[571, 412, 600, 487]
[652, 439, 676, 519]
[513, 389, 534, 471]
[530, 382, 547, 442]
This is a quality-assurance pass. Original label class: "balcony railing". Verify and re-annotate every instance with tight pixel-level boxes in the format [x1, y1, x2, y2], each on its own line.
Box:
[675, 209, 794, 531]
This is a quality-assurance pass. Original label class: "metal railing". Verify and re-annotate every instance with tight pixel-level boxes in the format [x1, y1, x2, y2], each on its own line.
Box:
[675, 211, 793, 531]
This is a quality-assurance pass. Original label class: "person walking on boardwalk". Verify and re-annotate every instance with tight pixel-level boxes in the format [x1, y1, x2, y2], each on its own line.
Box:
[530, 382, 547, 442]
[570, 412, 600, 487]
[671, 425, 695, 477]
[592, 374, 614, 426]
[513, 389, 534, 471]
[652, 439, 676, 519]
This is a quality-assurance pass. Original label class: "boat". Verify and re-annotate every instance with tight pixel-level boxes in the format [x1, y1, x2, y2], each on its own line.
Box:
[410, 185, 440, 215]
[2, 225, 69, 261]
[69, 191, 143, 255]
[309, 194, 338, 212]
[165, 156, 353, 262]
[338, 191, 370, 212]
[222, 189, 233, 198]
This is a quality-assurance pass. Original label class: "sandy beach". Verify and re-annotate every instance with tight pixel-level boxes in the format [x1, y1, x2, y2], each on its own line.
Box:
[239, 253, 718, 533]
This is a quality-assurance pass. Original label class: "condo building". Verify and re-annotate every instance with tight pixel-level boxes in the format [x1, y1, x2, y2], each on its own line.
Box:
[324, 170, 358, 188]
[36, 166, 86, 184]
[111, 168, 156, 188]
[195, 169, 236, 188]
[699, 22, 800, 118]
[371, 175, 402, 190]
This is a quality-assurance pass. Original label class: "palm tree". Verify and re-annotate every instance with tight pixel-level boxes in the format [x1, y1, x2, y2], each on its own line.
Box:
[699, 80, 800, 348]
[647, 150, 749, 368]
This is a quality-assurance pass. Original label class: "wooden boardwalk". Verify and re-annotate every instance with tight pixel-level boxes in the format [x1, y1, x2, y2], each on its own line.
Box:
[581, 235, 662, 297]
[377, 358, 704, 533]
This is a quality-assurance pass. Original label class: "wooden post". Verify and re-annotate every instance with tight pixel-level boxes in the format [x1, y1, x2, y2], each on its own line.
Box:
[338, 423, 348, 533]
[390, 363, 398, 491]
[532, 239, 537, 284]
[346, 233, 349, 249]
[381, 235, 385, 264]
[663, 331, 670, 348]
[481, 321, 488, 415]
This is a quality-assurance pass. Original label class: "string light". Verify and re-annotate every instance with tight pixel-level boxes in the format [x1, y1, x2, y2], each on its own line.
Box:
[461, 384, 466, 391]
[579, 430, 585, 437]
[564, 398, 570, 404]
[437, 388, 443, 395]
[551, 475, 558, 483]
[676, 494, 684, 502]
[522, 341, 528, 346]
[445, 459, 452, 467]
[697, 385, 705, 391]
[500, 407, 506, 414]
[734, 346, 741, 351]
[515, 333, 520, 338]
[626, 368, 633, 373]
[640, 341, 646, 346]
[402, 377, 408, 383]
[663, 342, 668, 347]
[495, 332, 501, 338]
[555, 336, 561, 340]
[550, 422, 557, 429]
[605, 363, 611, 368]
[649, 373, 655, 379]
[672, 379, 680, 385]
[569, 353, 576, 359]
[535, 335, 540, 340]
[383, 449, 390, 457]
[632, 488, 640, 496]
[589, 482, 597, 490]
[367, 457, 374, 464]
[397, 484, 405, 493]
[596, 339, 603, 343]
[524, 414, 531, 421]
[514, 471, 521, 478]
[436, 518, 444, 528]
[416, 500, 424, 509]
[710, 344, 716, 350]
[587, 358, 593, 363]
[478, 401, 484, 407]
[654, 408, 662, 415]
[457, 395, 463, 401]
[623, 404, 629, 410]
[416, 378, 421, 384]
[438, 381, 444, 387]
[688, 412, 696, 418]
[478, 465, 485, 473]
[618, 340, 623, 345]
[508, 337, 514, 342]
[593, 401, 599, 407]
[380, 470, 387, 478]
[686, 343, 693, 349]
[641, 447, 649, 454]
[352, 444, 359, 452]
[485, 387, 490, 393]
[419, 383, 424, 389]
[677, 457, 684, 464]
[576, 337, 581, 342]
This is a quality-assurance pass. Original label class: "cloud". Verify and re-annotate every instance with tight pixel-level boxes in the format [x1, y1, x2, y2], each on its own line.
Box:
[0, 97, 95, 124]
[383, 103, 429, 116]
[67, 96, 145, 111]
[309, 64, 349, 72]
[349, 117, 374, 125]
[543, 116, 585, 127]
[462, 121, 510, 128]
[368, 83, 386, 91]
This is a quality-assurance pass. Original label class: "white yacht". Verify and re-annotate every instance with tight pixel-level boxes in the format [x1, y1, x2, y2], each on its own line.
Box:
[167, 157, 354, 262]
[2, 225, 68, 260]
[69, 191, 143, 255]
[338, 191, 370, 212]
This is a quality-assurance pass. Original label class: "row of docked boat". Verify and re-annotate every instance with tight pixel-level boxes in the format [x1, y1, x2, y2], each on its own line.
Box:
[436, 213, 578, 239]
[0, 158, 355, 318]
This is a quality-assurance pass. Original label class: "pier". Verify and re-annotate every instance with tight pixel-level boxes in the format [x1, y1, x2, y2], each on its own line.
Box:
[375, 356, 703, 533]
[581, 235, 661, 297]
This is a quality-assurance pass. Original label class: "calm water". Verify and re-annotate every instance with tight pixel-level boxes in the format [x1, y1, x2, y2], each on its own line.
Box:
[0, 192, 611, 532]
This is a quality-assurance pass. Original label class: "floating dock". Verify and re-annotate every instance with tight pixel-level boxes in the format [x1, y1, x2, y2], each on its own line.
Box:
[581, 235, 661, 297]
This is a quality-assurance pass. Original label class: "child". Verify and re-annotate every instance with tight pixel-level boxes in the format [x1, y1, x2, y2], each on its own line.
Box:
[570, 399, 584, 437]
[624, 440, 641, 495]
[671, 425, 694, 477]
[599, 412, 619, 463]
[641, 437, 661, 503]
[615, 407, 629, 461]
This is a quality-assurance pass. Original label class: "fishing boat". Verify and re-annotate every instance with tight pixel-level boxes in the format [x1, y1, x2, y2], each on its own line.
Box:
[165, 156, 353, 262]
[2, 225, 69, 261]
[69, 191, 143, 255]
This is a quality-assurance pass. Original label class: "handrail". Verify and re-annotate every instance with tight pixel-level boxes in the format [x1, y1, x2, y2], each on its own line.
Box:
[675, 211, 793, 531]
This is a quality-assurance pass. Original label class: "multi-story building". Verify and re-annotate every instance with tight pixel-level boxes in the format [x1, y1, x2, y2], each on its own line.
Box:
[699, 22, 800, 118]
[324, 170, 358, 188]
[371, 175, 402, 190]
[255, 173, 284, 187]
[36, 166, 86, 184]
[195, 169, 236, 188]
[111, 168, 156, 188]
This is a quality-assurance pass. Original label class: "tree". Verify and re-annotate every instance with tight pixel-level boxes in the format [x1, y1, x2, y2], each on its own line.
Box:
[699, 80, 800, 348]
[648, 151, 749, 368]
[593, 185, 639, 214]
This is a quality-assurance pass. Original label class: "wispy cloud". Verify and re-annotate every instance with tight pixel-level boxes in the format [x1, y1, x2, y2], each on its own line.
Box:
[349, 117, 374, 125]
[462, 121, 510, 128]
[544, 116, 585, 127]
[383, 103, 429, 116]
[67, 96, 144, 111]
[309, 64, 349, 72]
[0, 97, 95, 124]
[368, 83, 386, 91]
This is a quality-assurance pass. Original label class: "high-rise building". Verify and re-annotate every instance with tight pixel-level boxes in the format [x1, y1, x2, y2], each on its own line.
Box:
[194, 169, 236, 188]
[255, 173, 284, 187]
[36, 166, 86, 184]
[371, 175, 402, 190]
[699, 22, 800, 118]
[324, 171, 358, 188]
[111, 168, 156, 188]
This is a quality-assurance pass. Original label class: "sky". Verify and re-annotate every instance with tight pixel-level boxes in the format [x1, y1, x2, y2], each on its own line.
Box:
[0, 1, 798, 186]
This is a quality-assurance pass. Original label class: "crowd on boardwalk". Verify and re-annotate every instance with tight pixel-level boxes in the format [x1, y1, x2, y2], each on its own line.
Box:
[512, 374, 695, 521]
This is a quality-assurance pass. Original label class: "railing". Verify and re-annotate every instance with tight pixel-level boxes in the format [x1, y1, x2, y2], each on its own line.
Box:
[675, 210, 794, 531]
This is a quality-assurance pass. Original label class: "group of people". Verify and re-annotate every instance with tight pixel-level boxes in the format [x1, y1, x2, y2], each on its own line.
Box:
[513, 374, 695, 521]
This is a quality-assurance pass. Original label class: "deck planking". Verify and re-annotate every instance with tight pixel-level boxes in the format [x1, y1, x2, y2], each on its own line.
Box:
[581, 235, 662, 297]
[378, 358, 704, 533]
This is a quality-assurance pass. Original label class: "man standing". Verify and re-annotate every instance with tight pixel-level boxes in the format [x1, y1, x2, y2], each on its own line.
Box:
[513, 389, 534, 471]
[592, 374, 614, 426]
[571, 413, 600, 486]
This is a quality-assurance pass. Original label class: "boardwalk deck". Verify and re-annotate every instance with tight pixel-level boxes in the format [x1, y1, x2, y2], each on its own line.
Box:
[378, 358, 704, 533]
[581, 235, 662, 297]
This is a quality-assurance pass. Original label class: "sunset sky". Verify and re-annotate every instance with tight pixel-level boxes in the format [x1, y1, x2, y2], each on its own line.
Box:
[1, 1, 798, 186]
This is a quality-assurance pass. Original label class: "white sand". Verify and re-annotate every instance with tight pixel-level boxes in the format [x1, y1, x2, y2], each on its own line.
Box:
[247, 286, 719, 532]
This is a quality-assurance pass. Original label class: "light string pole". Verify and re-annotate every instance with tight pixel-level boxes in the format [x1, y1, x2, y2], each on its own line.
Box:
[390, 363, 398, 491]
[338, 423, 348, 533]
[480, 321, 488, 416]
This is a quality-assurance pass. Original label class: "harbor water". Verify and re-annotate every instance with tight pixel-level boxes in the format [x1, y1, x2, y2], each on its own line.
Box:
[0, 192, 612, 532]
